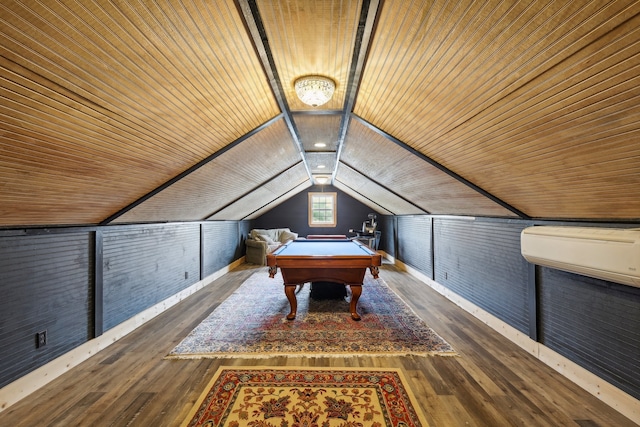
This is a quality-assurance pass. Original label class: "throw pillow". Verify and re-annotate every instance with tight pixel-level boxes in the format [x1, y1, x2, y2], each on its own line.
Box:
[250, 230, 264, 241]
[279, 230, 298, 242]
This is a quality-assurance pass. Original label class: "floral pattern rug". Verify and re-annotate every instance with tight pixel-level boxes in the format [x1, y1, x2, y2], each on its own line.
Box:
[167, 271, 456, 358]
[181, 366, 429, 427]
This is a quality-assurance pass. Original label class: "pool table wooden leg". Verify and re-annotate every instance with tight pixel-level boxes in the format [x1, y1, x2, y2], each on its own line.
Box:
[284, 284, 298, 320]
[349, 284, 362, 321]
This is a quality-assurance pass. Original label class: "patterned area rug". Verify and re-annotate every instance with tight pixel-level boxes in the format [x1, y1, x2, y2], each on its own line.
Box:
[167, 271, 456, 358]
[181, 366, 429, 427]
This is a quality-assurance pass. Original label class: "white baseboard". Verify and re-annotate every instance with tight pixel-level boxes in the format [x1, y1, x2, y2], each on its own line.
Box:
[391, 257, 640, 425]
[0, 257, 245, 413]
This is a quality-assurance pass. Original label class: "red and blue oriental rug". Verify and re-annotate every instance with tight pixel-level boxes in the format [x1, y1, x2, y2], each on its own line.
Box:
[181, 366, 429, 427]
[167, 271, 455, 358]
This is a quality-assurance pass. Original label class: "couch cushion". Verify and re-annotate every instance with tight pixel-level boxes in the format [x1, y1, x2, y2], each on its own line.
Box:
[251, 229, 278, 242]
[251, 228, 292, 244]
[267, 243, 281, 253]
[262, 234, 277, 244]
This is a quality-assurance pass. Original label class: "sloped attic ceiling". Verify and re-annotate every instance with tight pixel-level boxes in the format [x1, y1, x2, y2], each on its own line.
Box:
[1, 0, 639, 228]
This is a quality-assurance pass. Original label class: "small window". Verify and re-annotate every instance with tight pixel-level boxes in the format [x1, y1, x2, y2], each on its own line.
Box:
[308, 192, 337, 227]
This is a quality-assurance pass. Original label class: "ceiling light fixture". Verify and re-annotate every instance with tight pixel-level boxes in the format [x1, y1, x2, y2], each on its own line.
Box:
[294, 76, 335, 107]
[314, 142, 327, 148]
[314, 175, 329, 184]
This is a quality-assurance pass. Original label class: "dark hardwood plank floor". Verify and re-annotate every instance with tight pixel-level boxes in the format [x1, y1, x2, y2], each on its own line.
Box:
[0, 263, 636, 426]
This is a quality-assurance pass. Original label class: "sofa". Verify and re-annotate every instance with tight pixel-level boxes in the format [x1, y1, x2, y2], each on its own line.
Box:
[245, 228, 298, 265]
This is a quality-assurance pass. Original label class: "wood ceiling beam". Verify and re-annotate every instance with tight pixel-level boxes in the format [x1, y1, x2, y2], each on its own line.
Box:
[99, 115, 283, 225]
[240, 183, 309, 221]
[334, 179, 399, 216]
[335, 162, 428, 215]
[204, 161, 305, 220]
[235, 0, 312, 181]
[352, 115, 531, 219]
[333, 0, 382, 184]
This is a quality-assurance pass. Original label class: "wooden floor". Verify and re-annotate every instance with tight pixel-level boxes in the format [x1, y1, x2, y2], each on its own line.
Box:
[0, 262, 637, 426]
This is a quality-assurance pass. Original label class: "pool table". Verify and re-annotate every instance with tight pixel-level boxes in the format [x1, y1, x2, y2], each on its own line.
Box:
[266, 239, 382, 320]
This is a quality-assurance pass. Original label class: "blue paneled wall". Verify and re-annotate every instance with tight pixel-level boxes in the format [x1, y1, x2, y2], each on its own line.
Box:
[0, 221, 246, 388]
[390, 215, 640, 400]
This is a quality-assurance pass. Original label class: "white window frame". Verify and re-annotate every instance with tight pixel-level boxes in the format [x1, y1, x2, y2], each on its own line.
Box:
[308, 192, 337, 227]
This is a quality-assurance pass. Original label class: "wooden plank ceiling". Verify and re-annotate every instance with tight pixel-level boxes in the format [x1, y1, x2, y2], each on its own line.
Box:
[1, 0, 639, 227]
